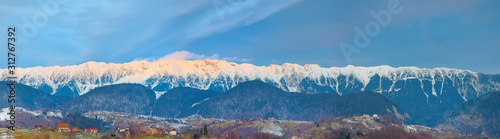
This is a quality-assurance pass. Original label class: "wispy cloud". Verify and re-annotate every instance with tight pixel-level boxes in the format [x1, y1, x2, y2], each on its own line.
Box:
[0, 0, 293, 67]
[157, 51, 219, 61]
[183, 0, 302, 42]
[135, 50, 252, 63]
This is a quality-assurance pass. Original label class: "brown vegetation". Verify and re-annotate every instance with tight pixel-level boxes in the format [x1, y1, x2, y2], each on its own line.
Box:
[366, 126, 435, 139]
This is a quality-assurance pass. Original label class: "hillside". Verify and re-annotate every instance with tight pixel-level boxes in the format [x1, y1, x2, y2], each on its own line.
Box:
[55, 81, 407, 121]
[60, 84, 156, 115]
[152, 87, 220, 117]
[437, 91, 500, 137]
[172, 80, 409, 121]
[0, 81, 69, 110]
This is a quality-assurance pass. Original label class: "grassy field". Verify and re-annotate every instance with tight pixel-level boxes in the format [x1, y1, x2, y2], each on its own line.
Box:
[0, 128, 102, 139]
[0, 128, 180, 139]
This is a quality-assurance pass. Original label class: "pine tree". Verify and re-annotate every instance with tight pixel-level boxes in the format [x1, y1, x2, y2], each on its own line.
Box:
[203, 125, 208, 136]
[356, 130, 364, 136]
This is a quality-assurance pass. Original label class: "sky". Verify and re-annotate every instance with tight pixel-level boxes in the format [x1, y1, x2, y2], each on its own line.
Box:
[1, 0, 499, 73]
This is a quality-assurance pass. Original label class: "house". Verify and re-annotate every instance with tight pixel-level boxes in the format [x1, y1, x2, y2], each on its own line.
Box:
[34, 125, 42, 130]
[85, 128, 98, 133]
[268, 117, 276, 121]
[57, 123, 70, 132]
[152, 128, 163, 135]
[165, 128, 178, 136]
[140, 127, 153, 135]
[44, 126, 52, 131]
[117, 127, 128, 133]
[114, 127, 130, 138]
[72, 127, 83, 133]
[169, 130, 177, 136]
[139, 127, 166, 135]
[140, 130, 151, 135]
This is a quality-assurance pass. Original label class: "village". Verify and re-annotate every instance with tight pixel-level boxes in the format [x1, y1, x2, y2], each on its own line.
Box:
[15, 123, 178, 136]
[2, 121, 181, 138]
[1, 121, 180, 138]
[2, 110, 420, 139]
[1, 108, 479, 139]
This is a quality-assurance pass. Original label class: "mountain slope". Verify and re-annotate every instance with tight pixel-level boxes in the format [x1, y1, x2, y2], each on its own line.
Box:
[152, 87, 220, 117]
[59, 83, 156, 114]
[168, 80, 408, 121]
[437, 91, 500, 137]
[0, 81, 70, 110]
[59, 81, 406, 121]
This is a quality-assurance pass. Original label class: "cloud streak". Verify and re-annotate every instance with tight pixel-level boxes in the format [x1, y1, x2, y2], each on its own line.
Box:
[184, 0, 302, 41]
[135, 50, 253, 63]
[0, 0, 294, 67]
[157, 51, 218, 61]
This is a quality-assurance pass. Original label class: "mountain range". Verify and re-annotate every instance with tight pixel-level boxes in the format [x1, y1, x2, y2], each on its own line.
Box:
[1, 60, 500, 126]
[3, 80, 500, 136]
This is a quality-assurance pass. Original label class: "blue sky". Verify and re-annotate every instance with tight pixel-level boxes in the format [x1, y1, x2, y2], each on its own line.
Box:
[1, 0, 499, 73]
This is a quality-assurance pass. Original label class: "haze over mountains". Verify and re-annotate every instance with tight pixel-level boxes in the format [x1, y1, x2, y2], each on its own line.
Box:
[1, 60, 500, 127]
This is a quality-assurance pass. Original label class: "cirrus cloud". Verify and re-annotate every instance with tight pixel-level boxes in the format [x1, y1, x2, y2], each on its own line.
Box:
[135, 50, 253, 63]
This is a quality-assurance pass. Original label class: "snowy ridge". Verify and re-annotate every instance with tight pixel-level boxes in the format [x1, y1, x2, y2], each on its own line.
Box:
[1, 60, 499, 100]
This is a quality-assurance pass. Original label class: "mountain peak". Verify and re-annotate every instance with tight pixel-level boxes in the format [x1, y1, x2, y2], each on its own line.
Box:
[0, 59, 497, 100]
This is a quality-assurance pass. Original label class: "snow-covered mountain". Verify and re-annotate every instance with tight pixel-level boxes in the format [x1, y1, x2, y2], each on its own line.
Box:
[1, 60, 499, 99]
[1, 59, 499, 126]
